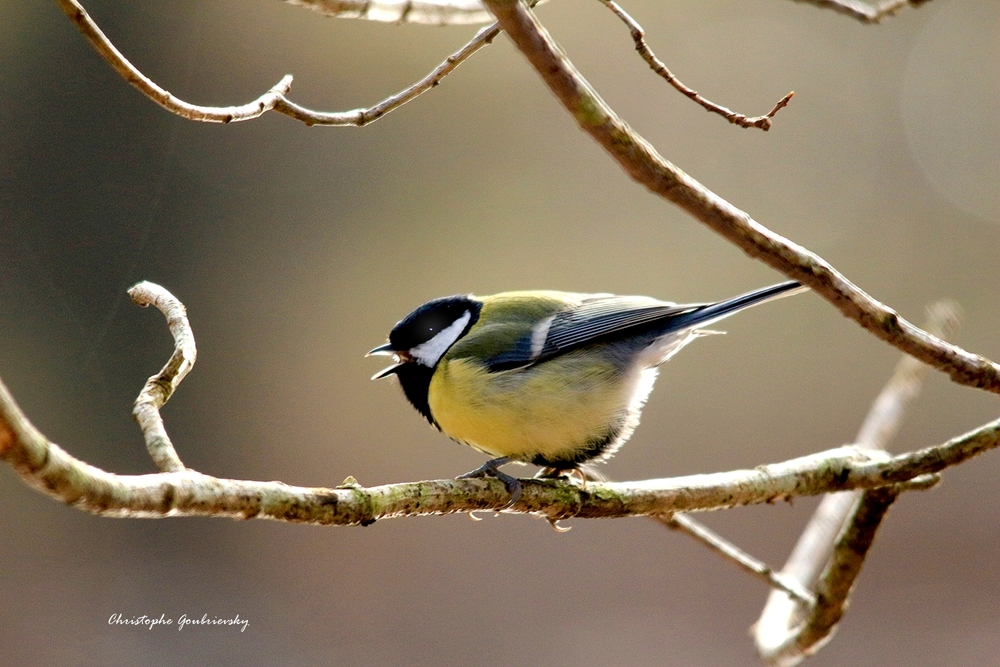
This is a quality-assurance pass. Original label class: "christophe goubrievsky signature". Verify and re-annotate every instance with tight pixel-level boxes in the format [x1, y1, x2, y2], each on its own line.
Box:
[108, 613, 249, 633]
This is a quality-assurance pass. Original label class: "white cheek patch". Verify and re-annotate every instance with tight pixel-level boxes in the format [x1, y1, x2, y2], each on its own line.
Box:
[410, 310, 472, 367]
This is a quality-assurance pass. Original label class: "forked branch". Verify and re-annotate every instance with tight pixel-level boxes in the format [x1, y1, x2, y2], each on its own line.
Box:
[54, 0, 799, 131]
[754, 301, 962, 666]
[653, 302, 958, 660]
[55, 0, 499, 126]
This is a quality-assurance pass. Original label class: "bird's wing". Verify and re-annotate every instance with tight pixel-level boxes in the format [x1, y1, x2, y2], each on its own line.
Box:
[536, 296, 702, 357]
[484, 295, 701, 371]
[480, 281, 804, 372]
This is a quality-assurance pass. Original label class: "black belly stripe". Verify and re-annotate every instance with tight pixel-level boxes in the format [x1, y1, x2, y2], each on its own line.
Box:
[530, 420, 624, 469]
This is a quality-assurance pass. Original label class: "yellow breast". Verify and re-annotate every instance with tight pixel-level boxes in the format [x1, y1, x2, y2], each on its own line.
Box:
[427, 352, 633, 464]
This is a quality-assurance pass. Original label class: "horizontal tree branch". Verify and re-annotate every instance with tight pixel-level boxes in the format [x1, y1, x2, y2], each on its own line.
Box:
[282, 0, 495, 25]
[1, 365, 995, 524]
[278, 0, 931, 26]
[0, 280, 992, 528]
[479, 0, 1000, 395]
[0, 281, 987, 667]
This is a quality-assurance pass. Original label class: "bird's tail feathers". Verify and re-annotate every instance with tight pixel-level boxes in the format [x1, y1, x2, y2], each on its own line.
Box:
[663, 280, 806, 334]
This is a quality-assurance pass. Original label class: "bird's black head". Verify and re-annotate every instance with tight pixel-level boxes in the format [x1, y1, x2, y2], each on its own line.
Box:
[387, 295, 482, 363]
[370, 295, 482, 427]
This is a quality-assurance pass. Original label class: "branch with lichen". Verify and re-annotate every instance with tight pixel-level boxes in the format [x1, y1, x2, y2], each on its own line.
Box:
[0, 283, 995, 530]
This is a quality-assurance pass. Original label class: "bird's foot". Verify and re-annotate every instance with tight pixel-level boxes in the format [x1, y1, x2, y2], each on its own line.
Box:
[457, 457, 522, 509]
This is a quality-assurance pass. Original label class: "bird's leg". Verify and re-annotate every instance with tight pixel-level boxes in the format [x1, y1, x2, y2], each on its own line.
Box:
[457, 457, 522, 508]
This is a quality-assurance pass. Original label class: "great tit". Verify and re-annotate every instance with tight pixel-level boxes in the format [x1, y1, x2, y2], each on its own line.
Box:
[369, 280, 805, 504]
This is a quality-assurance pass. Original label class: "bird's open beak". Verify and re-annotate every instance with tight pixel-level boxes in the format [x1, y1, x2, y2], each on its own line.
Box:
[371, 363, 405, 380]
[367, 343, 410, 380]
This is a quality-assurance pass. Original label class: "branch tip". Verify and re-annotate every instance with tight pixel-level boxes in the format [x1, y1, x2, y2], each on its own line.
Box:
[128, 282, 196, 473]
[600, 0, 793, 132]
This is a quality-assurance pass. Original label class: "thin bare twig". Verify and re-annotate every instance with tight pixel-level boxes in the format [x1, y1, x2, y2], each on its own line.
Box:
[755, 301, 961, 666]
[479, 0, 1000, 395]
[55, 0, 498, 127]
[128, 282, 197, 473]
[274, 22, 501, 126]
[599, 0, 794, 131]
[789, 0, 933, 23]
[55, 0, 294, 123]
[659, 513, 817, 606]
[282, 0, 931, 26]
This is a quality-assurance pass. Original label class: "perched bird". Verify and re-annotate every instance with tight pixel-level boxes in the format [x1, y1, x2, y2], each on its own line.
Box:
[369, 281, 806, 504]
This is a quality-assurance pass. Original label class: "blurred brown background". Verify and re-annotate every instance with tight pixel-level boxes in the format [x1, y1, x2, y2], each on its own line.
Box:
[1, 1, 999, 665]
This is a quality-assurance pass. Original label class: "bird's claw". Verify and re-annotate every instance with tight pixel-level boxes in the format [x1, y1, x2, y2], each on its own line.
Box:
[457, 457, 522, 509]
